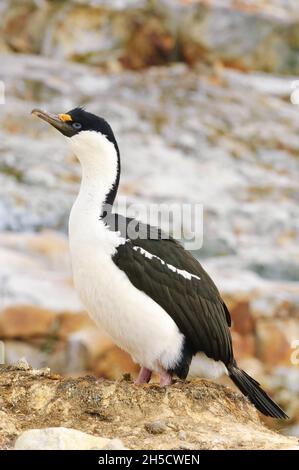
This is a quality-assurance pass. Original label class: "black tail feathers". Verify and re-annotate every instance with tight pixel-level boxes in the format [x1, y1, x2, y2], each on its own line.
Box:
[228, 363, 288, 419]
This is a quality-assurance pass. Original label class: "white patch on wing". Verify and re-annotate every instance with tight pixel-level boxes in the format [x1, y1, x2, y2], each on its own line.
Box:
[188, 352, 228, 379]
[133, 246, 201, 281]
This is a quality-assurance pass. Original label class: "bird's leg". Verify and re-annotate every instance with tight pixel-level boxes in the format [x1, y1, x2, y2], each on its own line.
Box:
[159, 370, 173, 386]
[134, 366, 152, 384]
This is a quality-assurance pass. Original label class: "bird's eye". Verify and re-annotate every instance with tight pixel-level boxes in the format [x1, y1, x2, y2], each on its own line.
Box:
[72, 122, 82, 130]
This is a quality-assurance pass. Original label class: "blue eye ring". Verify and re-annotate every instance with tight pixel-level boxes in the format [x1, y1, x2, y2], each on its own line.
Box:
[72, 122, 82, 130]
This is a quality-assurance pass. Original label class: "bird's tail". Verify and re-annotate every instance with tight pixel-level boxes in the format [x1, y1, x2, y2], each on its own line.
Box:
[227, 363, 288, 419]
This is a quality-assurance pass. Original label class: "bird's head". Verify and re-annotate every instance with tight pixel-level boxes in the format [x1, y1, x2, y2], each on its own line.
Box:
[32, 107, 118, 156]
[32, 107, 120, 206]
[32, 107, 115, 138]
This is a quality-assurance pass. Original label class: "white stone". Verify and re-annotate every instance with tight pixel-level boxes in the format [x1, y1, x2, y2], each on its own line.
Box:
[14, 427, 127, 450]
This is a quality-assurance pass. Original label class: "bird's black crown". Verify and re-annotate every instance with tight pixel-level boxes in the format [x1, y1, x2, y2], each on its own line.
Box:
[66, 108, 117, 145]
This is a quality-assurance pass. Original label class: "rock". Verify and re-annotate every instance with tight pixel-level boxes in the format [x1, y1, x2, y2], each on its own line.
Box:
[2, 52, 299, 283]
[267, 366, 299, 433]
[0, 230, 69, 264]
[272, 367, 299, 394]
[0, 305, 55, 338]
[3, 338, 90, 375]
[145, 420, 168, 435]
[237, 357, 266, 383]
[0, 297, 136, 377]
[2, 1, 299, 73]
[93, 341, 139, 380]
[57, 312, 95, 339]
[0, 366, 297, 450]
[1, 1, 48, 54]
[14, 427, 127, 450]
[0, 231, 82, 312]
[0, 0, 173, 69]
[231, 331, 256, 360]
[13, 357, 31, 371]
[285, 425, 299, 437]
[256, 318, 299, 365]
[2, 332, 137, 379]
[179, 3, 299, 74]
[2, 54, 299, 276]
[0, 410, 18, 449]
[230, 300, 256, 336]
[103, 437, 127, 450]
[251, 292, 299, 319]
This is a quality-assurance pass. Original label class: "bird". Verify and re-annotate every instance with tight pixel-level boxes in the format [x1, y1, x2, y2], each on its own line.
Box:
[32, 107, 287, 419]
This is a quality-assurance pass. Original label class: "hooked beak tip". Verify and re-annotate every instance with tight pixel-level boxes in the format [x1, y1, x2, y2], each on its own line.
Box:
[31, 108, 75, 137]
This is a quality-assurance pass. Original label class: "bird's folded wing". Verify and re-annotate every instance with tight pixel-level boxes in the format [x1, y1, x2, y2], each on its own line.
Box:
[112, 238, 233, 364]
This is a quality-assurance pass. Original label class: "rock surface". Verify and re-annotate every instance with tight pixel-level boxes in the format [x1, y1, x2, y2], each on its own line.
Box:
[0, 365, 298, 450]
[14, 427, 126, 450]
[1, 55, 299, 281]
[2, 0, 299, 73]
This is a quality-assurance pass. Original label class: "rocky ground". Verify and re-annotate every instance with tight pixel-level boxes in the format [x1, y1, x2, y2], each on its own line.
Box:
[2, 1, 299, 73]
[1, 363, 298, 450]
[1, 0, 299, 446]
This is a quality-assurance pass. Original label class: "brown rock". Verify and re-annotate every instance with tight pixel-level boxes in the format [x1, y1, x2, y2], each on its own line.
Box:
[0, 305, 55, 338]
[0, 306, 137, 378]
[93, 343, 138, 380]
[231, 331, 256, 360]
[256, 318, 299, 366]
[2, 2, 53, 54]
[120, 14, 175, 70]
[230, 300, 255, 335]
[2, 1, 299, 74]
[57, 312, 94, 339]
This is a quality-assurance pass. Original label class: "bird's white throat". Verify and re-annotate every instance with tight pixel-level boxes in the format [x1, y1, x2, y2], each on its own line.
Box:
[69, 130, 118, 213]
[68, 130, 121, 253]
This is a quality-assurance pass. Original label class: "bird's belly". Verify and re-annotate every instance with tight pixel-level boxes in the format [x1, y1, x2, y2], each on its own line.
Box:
[70, 245, 184, 372]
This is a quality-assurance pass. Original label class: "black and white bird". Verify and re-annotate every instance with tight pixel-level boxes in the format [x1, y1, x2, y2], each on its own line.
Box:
[32, 107, 287, 419]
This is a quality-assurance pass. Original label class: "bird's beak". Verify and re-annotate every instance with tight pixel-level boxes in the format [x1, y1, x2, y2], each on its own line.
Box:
[31, 109, 76, 137]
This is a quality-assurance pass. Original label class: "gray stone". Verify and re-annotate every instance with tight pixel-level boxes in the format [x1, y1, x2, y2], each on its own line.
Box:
[145, 420, 168, 435]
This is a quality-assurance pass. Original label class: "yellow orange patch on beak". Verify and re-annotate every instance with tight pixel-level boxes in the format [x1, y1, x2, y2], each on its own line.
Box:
[58, 113, 72, 122]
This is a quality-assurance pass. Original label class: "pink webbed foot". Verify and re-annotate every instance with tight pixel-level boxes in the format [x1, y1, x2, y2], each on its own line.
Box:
[134, 366, 152, 384]
[159, 370, 173, 386]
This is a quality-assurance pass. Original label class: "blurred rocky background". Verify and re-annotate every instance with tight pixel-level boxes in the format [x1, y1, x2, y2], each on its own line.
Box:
[0, 0, 299, 440]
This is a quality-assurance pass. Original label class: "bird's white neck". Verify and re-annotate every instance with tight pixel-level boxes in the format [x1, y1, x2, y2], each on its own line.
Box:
[71, 130, 118, 207]
[68, 130, 119, 245]
[76, 166, 107, 217]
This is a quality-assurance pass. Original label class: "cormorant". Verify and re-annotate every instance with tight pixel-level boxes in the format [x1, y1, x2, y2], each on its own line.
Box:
[32, 107, 287, 419]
